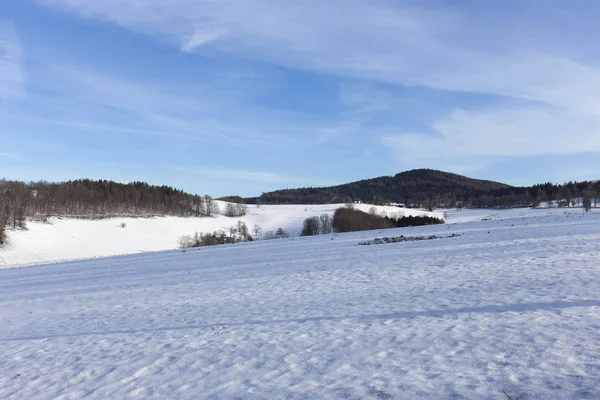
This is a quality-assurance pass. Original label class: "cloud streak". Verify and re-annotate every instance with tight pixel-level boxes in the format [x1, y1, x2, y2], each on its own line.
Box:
[179, 166, 333, 186]
[32, 1, 600, 112]
[32, 1, 600, 158]
[16, 1, 600, 186]
[181, 28, 224, 52]
[0, 20, 24, 99]
[15, 62, 345, 150]
[383, 104, 600, 161]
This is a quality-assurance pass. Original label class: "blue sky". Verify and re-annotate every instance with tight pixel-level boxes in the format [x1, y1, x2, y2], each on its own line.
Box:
[2, 0, 600, 197]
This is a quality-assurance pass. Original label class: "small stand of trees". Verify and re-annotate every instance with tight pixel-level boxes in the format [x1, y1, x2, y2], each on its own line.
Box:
[264, 228, 289, 240]
[301, 214, 334, 236]
[178, 231, 236, 248]
[330, 207, 443, 234]
[179, 221, 254, 248]
[224, 201, 247, 217]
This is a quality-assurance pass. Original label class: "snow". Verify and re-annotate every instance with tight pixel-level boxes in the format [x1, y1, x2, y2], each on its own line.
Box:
[0, 202, 439, 268]
[1, 208, 599, 398]
[444, 206, 590, 224]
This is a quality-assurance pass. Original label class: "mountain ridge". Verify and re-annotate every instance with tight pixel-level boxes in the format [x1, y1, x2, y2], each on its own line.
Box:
[254, 169, 511, 206]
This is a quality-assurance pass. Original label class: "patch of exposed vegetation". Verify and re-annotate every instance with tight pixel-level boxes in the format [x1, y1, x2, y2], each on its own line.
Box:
[358, 233, 462, 246]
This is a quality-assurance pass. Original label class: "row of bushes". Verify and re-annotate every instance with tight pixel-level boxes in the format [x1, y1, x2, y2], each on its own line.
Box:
[224, 202, 247, 217]
[178, 231, 239, 248]
[333, 208, 443, 233]
[301, 208, 444, 236]
[178, 222, 291, 248]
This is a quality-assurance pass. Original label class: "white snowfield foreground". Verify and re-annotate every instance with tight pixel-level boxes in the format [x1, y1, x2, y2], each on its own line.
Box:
[1, 208, 599, 399]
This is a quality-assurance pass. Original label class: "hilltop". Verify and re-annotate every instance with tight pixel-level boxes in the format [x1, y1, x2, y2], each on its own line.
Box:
[256, 169, 511, 206]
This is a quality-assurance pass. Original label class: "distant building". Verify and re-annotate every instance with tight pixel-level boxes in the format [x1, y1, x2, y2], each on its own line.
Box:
[388, 202, 405, 208]
[557, 200, 571, 208]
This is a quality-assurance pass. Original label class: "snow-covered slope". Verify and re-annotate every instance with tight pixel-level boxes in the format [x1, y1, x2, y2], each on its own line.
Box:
[444, 206, 591, 224]
[0, 202, 439, 268]
[0, 209, 599, 398]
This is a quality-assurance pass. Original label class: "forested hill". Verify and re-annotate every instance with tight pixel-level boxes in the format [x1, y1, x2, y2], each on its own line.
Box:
[0, 179, 219, 233]
[257, 169, 511, 206]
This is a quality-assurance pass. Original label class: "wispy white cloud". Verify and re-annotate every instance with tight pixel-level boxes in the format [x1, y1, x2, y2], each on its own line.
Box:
[381, 104, 600, 172]
[0, 20, 25, 99]
[33, 64, 210, 115]
[18, 60, 352, 148]
[1, 113, 205, 141]
[339, 83, 393, 115]
[25, 0, 600, 178]
[181, 28, 224, 52]
[179, 166, 332, 186]
[208, 168, 295, 183]
[32, 1, 600, 113]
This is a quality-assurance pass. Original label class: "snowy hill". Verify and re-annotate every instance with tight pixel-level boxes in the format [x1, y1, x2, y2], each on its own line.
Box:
[0, 208, 598, 398]
[0, 202, 440, 268]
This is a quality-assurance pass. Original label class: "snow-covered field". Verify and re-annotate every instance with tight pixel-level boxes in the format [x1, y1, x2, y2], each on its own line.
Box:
[0, 202, 438, 268]
[1, 208, 599, 399]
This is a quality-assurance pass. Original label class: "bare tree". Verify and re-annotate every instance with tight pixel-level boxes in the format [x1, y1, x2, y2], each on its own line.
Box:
[227, 225, 237, 238]
[236, 220, 249, 239]
[5, 182, 29, 229]
[252, 224, 262, 237]
[583, 191, 593, 212]
[235, 202, 247, 216]
[225, 202, 246, 217]
[178, 234, 196, 249]
[192, 195, 204, 217]
[225, 203, 236, 217]
[319, 214, 333, 234]
[204, 195, 219, 216]
[0, 213, 6, 246]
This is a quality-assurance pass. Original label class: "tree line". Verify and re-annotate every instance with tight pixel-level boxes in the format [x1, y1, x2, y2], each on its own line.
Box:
[256, 169, 600, 210]
[469, 181, 600, 209]
[301, 207, 444, 236]
[178, 222, 293, 249]
[0, 179, 221, 243]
